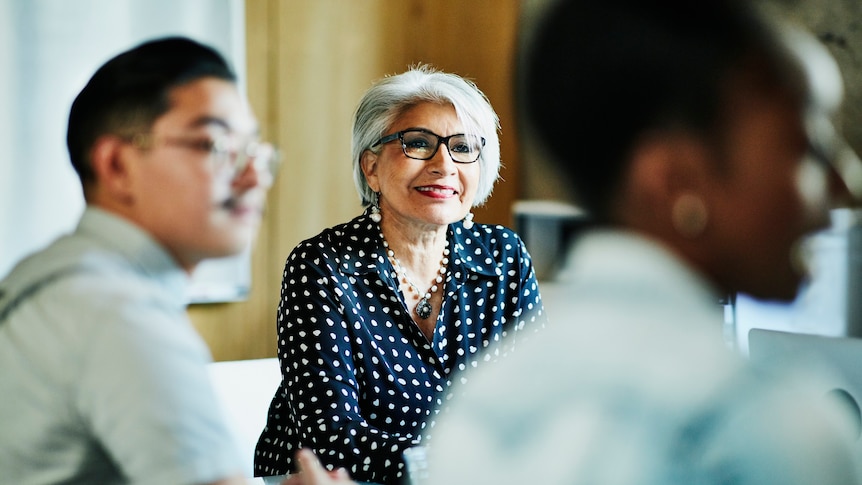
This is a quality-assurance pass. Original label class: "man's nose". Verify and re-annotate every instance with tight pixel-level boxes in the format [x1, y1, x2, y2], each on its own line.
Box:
[231, 157, 271, 191]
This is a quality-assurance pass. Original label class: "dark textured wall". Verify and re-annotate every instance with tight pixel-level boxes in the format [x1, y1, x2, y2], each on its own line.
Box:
[763, 0, 862, 158]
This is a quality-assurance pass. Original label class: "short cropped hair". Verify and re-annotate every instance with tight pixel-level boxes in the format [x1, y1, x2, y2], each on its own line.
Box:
[521, 0, 791, 220]
[67, 36, 236, 187]
[352, 65, 501, 206]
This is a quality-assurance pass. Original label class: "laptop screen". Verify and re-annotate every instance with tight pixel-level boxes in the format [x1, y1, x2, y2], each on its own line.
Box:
[748, 328, 862, 444]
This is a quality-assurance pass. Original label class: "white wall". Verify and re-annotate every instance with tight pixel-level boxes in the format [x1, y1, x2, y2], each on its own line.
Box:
[0, 0, 248, 302]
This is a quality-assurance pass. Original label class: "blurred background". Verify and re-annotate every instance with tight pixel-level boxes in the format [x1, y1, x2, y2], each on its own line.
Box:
[2, 0, 861, 361]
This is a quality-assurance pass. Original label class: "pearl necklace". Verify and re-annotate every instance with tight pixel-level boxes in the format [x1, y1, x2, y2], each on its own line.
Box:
[381, 234, 450, 319]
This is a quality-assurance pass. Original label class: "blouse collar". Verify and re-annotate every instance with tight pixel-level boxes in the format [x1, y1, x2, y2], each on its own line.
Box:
[336, 208, 501, 283]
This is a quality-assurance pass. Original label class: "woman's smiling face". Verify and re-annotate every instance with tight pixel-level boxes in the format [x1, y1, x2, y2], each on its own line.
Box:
[361, 102, 481, 231]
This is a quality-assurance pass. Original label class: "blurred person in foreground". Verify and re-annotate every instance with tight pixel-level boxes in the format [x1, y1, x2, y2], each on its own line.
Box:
[254, 65, 546, 484]
[421, 0, 862, 484]
[0, 37, 279, 484]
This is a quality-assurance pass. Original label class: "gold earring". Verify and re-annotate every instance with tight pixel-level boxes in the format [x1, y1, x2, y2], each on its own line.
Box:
[671, 193, 708, 238]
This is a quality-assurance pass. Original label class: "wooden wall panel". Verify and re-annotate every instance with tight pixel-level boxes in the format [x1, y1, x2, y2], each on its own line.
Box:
[189, 0, 523, 361]
[381, 0, 522, 225]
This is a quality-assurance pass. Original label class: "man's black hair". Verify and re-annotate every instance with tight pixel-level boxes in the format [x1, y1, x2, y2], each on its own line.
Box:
[66, 36, 236, 186]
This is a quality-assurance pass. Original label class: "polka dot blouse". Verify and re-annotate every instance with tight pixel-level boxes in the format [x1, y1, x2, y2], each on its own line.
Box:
[254, 210, 546, 484]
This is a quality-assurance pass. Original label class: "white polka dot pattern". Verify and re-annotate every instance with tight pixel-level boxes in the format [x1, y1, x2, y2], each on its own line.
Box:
[254, 211, 546, 484]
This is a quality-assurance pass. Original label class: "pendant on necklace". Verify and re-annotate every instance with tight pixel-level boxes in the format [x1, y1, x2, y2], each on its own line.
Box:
[416, 297, 433, 319]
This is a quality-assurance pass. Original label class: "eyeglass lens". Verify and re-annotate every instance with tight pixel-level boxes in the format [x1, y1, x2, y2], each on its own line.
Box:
[401, 130, 483, 163]
[212, 139, 280, 178]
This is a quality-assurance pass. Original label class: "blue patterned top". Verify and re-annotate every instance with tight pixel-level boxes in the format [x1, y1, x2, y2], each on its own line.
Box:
[254, 210, 546, 484]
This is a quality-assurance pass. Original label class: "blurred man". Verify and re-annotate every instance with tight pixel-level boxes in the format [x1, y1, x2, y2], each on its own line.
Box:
[0, 37, 277, 484]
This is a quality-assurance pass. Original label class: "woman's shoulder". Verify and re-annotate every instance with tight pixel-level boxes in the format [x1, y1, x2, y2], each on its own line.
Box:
[453, 221, 524, 249]
[286, 213, 380, 264]
[297, 213, 374, 246]
[449, 222, 532, 273]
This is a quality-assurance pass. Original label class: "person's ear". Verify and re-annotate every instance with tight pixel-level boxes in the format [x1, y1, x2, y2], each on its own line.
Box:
[626, 137, 675, 203]
[360, 150, 380, 192]
[89, 135, 136, 205]
[663, 135, 713, 239]
[622, 133, 712, 238]
[630, 133, 712, 196]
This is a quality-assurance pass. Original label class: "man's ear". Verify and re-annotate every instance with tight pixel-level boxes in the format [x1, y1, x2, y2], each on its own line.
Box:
[88, 135, 135, 205]
[360, 150, 380, 192]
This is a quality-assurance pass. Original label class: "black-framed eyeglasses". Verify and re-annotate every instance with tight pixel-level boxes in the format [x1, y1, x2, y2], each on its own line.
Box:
[371, 129, 485, 164]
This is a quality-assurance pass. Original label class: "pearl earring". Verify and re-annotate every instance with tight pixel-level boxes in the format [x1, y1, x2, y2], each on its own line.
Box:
[370, 192, 382, 223]
[462, 212, 474, 229]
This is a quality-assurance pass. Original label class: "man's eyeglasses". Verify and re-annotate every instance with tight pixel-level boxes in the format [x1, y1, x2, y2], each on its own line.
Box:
[371, 129, 485, 164]
[126, 133, 281, 179]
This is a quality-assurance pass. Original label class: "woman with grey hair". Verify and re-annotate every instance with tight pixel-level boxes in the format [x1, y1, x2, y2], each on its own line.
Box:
[254, 65, 546, 484]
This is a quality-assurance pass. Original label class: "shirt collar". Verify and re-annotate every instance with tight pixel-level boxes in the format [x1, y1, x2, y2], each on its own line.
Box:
[338, 208, 500, 281]
[559, 229, 722, 308]
[78, 206, 190, 301]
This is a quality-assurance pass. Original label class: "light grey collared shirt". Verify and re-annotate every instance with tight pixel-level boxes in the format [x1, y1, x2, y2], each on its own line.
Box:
[0, 207, 243, 485]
